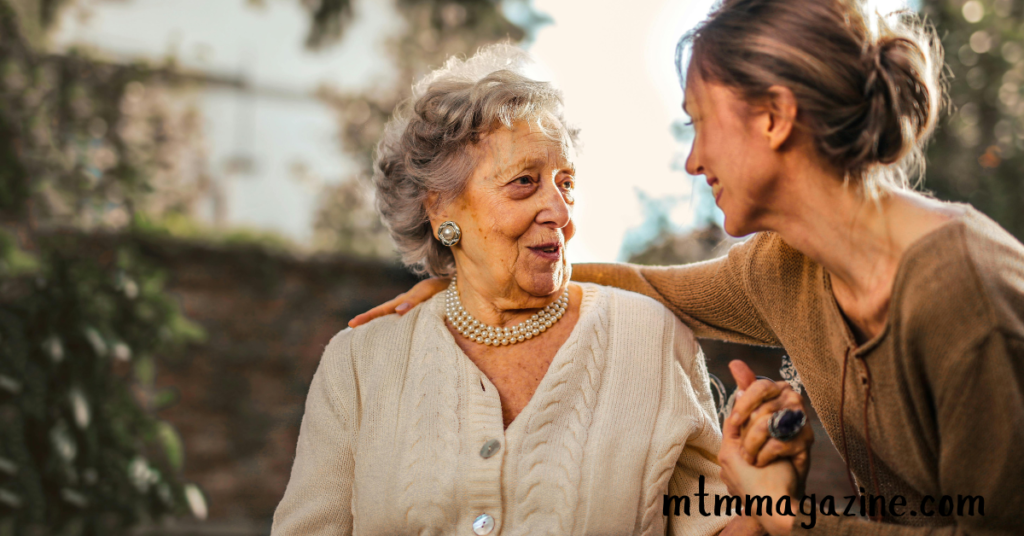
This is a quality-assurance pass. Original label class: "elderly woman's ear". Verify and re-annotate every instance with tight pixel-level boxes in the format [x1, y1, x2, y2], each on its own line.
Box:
[425, 191, 448, 241]
[425, 192, 465, 249]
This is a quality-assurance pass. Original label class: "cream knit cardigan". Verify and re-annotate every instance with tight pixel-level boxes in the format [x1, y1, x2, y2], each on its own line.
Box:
[271, 283, 732, 536]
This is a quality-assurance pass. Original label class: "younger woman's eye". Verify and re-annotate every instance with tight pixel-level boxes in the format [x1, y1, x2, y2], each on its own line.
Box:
[561, 178, 574, 191]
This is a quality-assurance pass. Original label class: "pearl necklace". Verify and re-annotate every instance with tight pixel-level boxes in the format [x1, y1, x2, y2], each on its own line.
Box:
[445, 276, 569, 346]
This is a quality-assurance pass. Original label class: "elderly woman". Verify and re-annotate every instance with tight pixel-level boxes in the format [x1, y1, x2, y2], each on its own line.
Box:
[270, 45, 780, 536]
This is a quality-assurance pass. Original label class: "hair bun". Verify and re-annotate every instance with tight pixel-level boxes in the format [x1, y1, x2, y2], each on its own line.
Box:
[856, 33, 935, 170]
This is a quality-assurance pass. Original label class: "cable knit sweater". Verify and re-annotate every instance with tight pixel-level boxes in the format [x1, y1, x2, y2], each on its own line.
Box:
[573, 205, 1024, 535]
[271, 283, 733, 536]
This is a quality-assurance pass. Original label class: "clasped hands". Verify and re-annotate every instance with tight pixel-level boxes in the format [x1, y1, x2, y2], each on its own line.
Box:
[720, 360, 814, 536]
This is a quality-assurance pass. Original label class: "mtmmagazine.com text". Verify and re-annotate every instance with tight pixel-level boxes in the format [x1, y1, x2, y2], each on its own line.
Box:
[665, 477, 985, 529]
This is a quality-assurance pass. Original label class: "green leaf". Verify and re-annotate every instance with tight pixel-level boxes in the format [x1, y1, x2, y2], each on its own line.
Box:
[157, 422, 184, 472]
[133, 355, 155, 387]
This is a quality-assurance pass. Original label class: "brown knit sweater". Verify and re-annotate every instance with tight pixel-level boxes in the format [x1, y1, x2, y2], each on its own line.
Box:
[573, 205, 1024, 535]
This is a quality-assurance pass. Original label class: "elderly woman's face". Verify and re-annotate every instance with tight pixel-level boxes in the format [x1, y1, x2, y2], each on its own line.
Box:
[435, 112, 576, 302]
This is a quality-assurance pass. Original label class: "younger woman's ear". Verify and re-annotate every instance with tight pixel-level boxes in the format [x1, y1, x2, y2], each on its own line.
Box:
[764, 85, 798, 150]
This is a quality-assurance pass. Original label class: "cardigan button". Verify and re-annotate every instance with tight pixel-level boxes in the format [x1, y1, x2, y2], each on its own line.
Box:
[473, 513, 495, 535]
[480, 439, 501, 459]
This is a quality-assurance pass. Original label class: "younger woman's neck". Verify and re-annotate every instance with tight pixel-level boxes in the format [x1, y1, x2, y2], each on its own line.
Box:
[765, 169, 955, 303]
[770, 166, 958, 307]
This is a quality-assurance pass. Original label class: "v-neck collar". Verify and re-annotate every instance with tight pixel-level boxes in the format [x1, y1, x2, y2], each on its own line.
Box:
[504, 284, 598, 436]
[820, 204, 971, 357]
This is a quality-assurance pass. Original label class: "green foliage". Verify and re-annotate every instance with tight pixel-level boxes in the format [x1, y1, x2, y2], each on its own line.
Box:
[303, 0, 355, 49]
[922, 0, 1024, 240]
[133, 212, 298, 254]
[37, 0, 70, 28]
[312, 180, 395, 257]
[1, 0, 209, 532]
[0, 231, 39, 277]
[1, 0, 212, 233]
[0, 1, 35, 218]
[304, 0, 528, 51]
[0, 240, 205, 535]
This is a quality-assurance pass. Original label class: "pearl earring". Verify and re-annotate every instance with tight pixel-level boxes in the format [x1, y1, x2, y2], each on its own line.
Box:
[437, 221, 461, 247]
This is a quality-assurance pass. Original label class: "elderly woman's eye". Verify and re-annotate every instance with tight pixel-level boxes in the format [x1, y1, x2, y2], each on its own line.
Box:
[514, 175, 532, 185]
[561, 178, 575, 191]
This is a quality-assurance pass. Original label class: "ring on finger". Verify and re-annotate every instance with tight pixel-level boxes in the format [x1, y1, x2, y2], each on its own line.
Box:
[767, 408, 807, 442]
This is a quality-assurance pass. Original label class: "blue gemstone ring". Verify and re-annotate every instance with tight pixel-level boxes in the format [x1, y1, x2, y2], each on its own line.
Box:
[768, 408, 807, 442]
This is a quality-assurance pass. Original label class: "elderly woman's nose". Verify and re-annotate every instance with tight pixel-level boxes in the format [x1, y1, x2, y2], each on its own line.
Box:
[535, 182, 571, 227]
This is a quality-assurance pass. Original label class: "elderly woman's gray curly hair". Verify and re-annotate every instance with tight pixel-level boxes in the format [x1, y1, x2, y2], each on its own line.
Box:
[372, 43, 579, 277]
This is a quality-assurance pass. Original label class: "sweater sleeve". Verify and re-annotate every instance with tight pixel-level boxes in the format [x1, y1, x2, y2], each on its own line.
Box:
[271, 330, 357, 536]
[571, 235, 779, 347]
[665, 317, 734, 536]
[790, 330, 1024, 536]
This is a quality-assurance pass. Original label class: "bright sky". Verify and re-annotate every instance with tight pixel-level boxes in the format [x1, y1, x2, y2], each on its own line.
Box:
[52, 0, 910, 262]
[527, 0, 720, 263]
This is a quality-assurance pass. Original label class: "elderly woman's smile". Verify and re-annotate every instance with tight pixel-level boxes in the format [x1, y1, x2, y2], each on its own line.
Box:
[430, 111, 577, 323]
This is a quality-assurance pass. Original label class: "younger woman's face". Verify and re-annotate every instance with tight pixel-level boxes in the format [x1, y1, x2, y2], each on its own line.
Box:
[683, 68, 785, 237]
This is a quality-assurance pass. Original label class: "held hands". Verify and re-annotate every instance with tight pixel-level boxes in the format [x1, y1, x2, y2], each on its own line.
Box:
[718, 360, 813, 536]
[347, 277, 450, 328]
[727, 361, 813, 475]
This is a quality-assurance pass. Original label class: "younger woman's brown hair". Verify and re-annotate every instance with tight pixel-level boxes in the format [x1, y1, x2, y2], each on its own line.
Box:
[678, 0, 945, 197]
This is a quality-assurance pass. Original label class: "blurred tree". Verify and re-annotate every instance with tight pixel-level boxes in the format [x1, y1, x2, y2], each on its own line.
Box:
[302, 0, 356, 49]
[308, 0, 544, 258]
[0, 234, 205, 534]
[0, 1, 208, 533]
[921, 0, 1024, 240]
[627, 222, 739, 266]
[618, 116, 727, 263]
[312, 179, 395, 257]
[0, 31, 214, 230]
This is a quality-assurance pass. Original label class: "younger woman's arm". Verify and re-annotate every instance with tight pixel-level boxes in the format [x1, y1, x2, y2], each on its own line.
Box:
[572, 234, 779, 347]
[351, 234, 782, 350]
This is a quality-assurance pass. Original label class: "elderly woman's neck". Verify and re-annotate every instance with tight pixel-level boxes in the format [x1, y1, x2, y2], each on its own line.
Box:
[453, 273, 567, 327]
